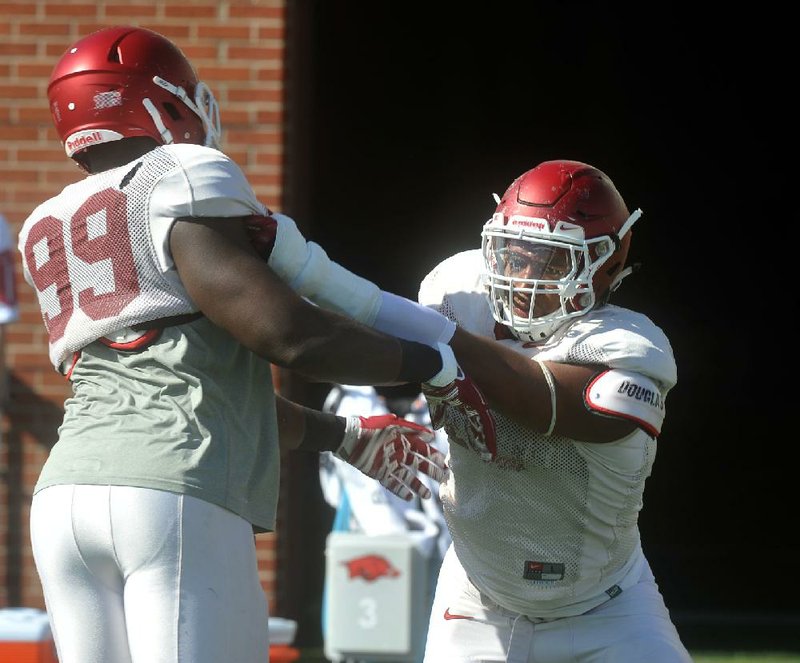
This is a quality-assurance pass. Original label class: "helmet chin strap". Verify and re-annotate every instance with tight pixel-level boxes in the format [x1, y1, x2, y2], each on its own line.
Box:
[501, 299, 570, 343]
[605, 208, 644, 294]
[609, 262, 641, 293]
[142, 97, 174, 144]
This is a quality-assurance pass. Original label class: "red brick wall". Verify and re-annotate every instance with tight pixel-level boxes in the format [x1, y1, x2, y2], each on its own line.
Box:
[0, 1, 287, 611]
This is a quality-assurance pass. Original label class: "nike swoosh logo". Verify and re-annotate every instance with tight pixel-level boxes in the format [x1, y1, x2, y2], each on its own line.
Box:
[443, 608, 474, 621]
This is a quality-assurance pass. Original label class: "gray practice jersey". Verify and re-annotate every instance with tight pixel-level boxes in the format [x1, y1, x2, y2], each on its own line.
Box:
[19, 144, 281, 531]
[419, 250, 678, 618]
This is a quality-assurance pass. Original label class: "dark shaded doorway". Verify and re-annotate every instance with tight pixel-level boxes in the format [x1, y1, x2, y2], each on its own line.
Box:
[282, 2, 796, 651]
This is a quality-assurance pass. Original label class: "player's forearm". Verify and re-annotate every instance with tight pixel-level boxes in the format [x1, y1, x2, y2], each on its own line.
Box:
[448, 327, 556, 430]
[272, 308, 443, 386]
[449, 328, 638, 442]
[276, 395, 345, 452]
[172, 216, 453, 387]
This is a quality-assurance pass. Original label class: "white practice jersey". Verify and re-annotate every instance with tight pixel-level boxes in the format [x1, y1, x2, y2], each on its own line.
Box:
[419, 250, 677, 618]
[18, 144, 267, 371]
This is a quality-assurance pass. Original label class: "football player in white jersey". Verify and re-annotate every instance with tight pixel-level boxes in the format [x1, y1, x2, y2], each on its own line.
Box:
[266, 160, 693, 661]
[19, 26, 493, 663]
[412, 160, 693, 662]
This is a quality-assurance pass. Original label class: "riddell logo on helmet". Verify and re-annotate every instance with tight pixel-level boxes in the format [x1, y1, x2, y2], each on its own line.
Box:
[65, 129, 124, 156]
[66, 131, 103, 151]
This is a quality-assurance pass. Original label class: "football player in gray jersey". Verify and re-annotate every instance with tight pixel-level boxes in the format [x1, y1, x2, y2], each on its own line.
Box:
[269, 160, 693, 662]
[20, 26, 492, 663]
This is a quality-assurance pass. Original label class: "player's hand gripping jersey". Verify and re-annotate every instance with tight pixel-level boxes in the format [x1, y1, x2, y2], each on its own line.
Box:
[419, 249, 677, 618]
[19, 143, 266, 372]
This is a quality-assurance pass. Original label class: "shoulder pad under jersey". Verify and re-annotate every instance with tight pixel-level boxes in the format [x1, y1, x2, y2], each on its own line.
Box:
[542, 306, 677, 392]
[148, 144, 269, 271]
[585, 369, 666, 437]
[152, 144, 266, 218]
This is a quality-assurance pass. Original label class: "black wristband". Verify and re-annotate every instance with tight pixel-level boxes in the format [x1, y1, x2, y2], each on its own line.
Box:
[396, 339, 441, 383]
[296, 409, 347, 453]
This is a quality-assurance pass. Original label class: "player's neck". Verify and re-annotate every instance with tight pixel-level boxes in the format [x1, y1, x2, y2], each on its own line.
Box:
[82, 137, 161, 174]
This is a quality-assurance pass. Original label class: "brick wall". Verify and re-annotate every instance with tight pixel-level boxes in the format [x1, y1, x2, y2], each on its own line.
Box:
[0, 0, 287, 611]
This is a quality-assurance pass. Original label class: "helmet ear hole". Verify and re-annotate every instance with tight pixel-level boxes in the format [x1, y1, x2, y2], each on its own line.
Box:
[162, 102, 182, 121]
[606, 261, 622, 280]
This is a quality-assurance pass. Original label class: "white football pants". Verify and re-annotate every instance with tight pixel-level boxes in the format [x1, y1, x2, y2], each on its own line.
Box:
[30, 485, 269, 663]
[423, 545, 693, 663]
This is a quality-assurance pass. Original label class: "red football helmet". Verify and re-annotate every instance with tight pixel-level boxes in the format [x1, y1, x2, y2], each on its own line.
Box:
[47, 26, 221, 164]
[481, 160, 642, 342]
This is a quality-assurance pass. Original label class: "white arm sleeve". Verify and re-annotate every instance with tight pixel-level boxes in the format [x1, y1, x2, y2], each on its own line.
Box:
[266, 215, 457, 348]
[266, 214, 382, 323]
[266, 213, 310, 283]
[373, 291, 456, 345]
[265, 215, 459, 384]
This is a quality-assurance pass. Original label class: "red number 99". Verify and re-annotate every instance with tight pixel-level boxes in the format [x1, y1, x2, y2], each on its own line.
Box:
[23, 188, 141, 341]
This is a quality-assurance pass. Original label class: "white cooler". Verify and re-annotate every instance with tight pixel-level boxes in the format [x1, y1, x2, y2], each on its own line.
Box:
[324, 532, 428, 663]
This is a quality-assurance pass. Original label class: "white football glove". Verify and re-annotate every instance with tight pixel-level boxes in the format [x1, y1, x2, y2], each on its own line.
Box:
[335, 414, 448, 501]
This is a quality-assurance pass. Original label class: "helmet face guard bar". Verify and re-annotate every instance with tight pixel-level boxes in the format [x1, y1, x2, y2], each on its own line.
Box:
[152, 76, 221, 149]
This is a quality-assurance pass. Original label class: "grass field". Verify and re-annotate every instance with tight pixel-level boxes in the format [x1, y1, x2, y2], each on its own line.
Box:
[295, 648, 800, 662]
[691, 654, 800, 663]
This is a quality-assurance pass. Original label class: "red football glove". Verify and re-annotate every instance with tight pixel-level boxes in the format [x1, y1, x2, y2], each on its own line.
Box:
[422, 372, 497, 462]
[335, 414, 449, 501]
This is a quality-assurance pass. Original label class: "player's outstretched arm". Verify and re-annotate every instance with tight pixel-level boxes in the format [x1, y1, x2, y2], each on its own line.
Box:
[275, 395, 448, 501]
[247, 213, 457, 344]
[170, 215, 453, 387]
[245, 213, 497, 454]
[449, 327, 640, 443]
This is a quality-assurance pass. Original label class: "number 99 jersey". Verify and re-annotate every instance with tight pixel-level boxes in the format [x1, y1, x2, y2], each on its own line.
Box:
[18, 143, 267, 372]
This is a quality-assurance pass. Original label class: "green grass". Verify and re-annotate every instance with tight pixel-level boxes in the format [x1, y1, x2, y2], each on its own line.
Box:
[296, 648, 800, 662]
[691, 654, 800, 663]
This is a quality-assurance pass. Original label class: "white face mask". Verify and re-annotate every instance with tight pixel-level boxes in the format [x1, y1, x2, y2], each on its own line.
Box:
[481, 209, 642, 342]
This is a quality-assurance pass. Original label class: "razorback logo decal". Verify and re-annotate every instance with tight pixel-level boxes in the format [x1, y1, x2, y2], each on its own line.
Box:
[342, 555, 400, 582]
